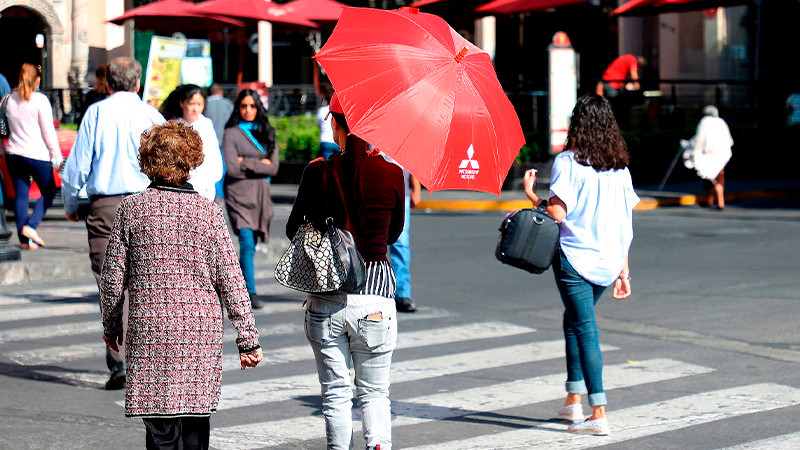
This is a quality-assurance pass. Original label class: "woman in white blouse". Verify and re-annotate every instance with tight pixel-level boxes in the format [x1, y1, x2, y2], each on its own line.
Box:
[1, 63, 62, 249]
[524, 94, 639, 436]
[161, 84, 223, 201]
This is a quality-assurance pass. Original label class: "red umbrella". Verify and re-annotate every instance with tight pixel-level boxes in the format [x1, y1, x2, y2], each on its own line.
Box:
[195, 0, 319, 27]
[315, 7, 525, 195]
[278, 0, 347, 25]
[108, 0, 245, 32]
[476, 0, 588, 14]
[612, 0, 747, 16]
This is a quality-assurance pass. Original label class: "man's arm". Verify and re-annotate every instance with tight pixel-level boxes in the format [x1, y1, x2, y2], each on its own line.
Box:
[62, 106, 97, 219]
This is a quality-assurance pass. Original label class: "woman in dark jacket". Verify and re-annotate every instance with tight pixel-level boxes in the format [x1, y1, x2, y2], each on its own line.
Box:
[286, 93, 405, 450]
[222, 89, 280, 309]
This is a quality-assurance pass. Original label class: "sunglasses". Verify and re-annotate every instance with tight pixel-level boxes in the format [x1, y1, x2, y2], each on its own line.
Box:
[239, 103, 258, 110]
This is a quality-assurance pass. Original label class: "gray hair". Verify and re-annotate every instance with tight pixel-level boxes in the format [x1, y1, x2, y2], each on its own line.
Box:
[106, 57, 142, 93]
[703, 105, 719, 117]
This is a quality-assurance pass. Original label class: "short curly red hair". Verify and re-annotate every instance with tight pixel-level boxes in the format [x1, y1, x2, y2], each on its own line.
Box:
[139, 121, 204, 186]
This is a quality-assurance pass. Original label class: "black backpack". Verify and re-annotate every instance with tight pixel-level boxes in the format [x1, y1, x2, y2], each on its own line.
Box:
[495, 207, 560, 274]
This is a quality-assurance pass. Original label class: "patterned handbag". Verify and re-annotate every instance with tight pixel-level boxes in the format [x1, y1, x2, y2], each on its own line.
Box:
[0, 94, 10, 138]
[274, 163, 366, 294]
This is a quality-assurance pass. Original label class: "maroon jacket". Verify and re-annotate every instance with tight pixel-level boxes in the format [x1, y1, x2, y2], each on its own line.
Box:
[287, 149, 405, 262]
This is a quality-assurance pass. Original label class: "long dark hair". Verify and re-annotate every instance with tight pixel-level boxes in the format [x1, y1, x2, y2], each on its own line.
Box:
[160, 84, 204, 120]
[225, 89, 276, 150]
[565, 94, 629, 171]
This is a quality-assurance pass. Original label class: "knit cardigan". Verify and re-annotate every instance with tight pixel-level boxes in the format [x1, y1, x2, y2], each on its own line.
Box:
[101, 184, 260, 418]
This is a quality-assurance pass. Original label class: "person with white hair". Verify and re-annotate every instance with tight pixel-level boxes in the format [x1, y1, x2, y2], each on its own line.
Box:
[682, 105, 733, 210]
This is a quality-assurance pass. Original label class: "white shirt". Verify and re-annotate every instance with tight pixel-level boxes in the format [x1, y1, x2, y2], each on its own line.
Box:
[549, 151, 639, 286]
[181, 115, 223, 201]
[62, 91, 165, 214]
[316, 105, 335, 144]
[4, 91, 61, 163]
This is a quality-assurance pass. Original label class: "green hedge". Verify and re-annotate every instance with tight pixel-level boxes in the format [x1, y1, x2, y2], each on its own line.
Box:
[271, 114, 320, 163]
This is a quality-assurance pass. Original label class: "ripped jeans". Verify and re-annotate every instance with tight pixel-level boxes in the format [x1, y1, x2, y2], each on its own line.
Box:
[305, 293, 397, 450]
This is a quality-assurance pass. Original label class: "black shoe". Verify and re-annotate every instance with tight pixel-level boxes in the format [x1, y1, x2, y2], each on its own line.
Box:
[396, 297, 418, 313]
[106, 362, 126, 390]
[250, 294, 264, 310]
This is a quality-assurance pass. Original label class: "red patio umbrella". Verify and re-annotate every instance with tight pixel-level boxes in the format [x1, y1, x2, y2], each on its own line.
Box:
[108, 0, 245, 32]
[195, 0, 319, 27]
[278, 0, 347, 25]
[612, 0, 748, 16]
[315, 7, 525, 195]
[476, 0, 588, 14]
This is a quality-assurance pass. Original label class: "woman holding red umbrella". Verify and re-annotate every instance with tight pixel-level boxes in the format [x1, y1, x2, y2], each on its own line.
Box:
[287, 93, 405, 450]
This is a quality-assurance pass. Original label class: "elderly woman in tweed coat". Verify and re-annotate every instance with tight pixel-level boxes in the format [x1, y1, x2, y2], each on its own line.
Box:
[101, 121, 263, 450]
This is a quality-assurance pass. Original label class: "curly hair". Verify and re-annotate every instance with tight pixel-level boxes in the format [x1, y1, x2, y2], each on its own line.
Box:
[139, 121, 204, 186]
[565, 94, 629, 171]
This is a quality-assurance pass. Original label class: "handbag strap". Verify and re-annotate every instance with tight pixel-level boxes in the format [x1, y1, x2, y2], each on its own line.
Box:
[322, 162, 357, 238]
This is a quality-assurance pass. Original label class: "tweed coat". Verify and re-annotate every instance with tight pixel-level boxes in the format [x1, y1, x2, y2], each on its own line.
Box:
[221, 126, 280, 242]
[101, 184, 260, 418]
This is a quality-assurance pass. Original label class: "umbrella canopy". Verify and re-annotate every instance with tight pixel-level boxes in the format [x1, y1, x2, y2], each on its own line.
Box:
[476, 0, 588, 14]
[108, 0, 246, 31]
[195, 0, 319, 27]
[278, 0, 347, 24]
[612, 0, 748, 16]
[315, 7, 525, 195]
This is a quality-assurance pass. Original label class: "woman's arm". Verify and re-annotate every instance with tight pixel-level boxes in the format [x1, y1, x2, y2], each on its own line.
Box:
[37, 95, 62, 166]
[523, 169, 567, 222]
[240, 141, 280, 177]
[286, 162, 321, 238]
[613, 256, 632, 300]
[100, 204, 129, 351]
[221, 129, 246, 179]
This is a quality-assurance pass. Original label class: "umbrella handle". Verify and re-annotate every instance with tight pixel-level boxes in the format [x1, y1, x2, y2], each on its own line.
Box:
[455, 47, 469, 63]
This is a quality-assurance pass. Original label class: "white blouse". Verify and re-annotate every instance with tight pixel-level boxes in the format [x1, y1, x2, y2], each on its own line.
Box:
[182, 115, 223, 201]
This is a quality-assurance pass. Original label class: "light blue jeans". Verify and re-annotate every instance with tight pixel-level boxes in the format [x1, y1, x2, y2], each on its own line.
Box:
[236, 228, 256, 295]
[305, 293, 397, 450]
[553, 250, 608, 406]
[389, 196, 411, 299]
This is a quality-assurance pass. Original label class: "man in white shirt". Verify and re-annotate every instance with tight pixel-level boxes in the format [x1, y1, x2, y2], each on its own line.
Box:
[61, 57, 165, 390]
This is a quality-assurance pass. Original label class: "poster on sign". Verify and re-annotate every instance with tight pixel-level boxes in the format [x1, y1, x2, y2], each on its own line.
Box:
[181, 39, 213, 88]
[143, 36, 187, 108]
[548, 31, 577, 154]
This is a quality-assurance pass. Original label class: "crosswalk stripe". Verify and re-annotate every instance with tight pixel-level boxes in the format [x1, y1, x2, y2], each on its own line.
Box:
[720, 431, 800, 449]
[0, 320, 101, 343]
[210, 358, 712, 449]
[6, 342, 106, 365]
[219, 321, 535, 370]
[0, 303, 99, 323]
[407, 383, 800, 449]
[215, 341, 618, 410]
[0, 284, 98, 306]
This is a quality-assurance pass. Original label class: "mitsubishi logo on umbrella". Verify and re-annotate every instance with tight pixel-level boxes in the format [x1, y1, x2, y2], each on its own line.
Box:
[458, 144, 480, 180]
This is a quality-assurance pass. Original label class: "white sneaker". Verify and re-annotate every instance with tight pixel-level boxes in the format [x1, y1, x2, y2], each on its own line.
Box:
[557, 403, 584, 422]
[567, 417, 610, 436]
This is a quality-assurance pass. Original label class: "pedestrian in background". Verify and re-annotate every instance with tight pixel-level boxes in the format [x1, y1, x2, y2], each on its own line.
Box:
[682, 105, 733, 210]
[78, 64, 108, 126]
[524, 94, 639, 436]
[384, 155, 422, 313]
[287, 93, 405, 450]
[222, 89, 280, 310]
[101, 121, 262, 450]
[205, 83, 234, 200]
[1, 63, 62, 249]
[316, 84, 338, 160]
[0, 72, 10, 97]
[595, 54, 646, 98]
[62, 56, 165, 390]
[160, 84, 223, 201]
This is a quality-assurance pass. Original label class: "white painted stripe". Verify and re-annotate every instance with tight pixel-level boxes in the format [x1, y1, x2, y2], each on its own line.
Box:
[408, 383, 800, 449]
[0, 303, 99, 323]
[223, 323, 303, 341]
[0, 321, 102, 343]
[0, 284, 98, 306]
[220, 321, 536, 370]
[216, 341, 617, 410]
[6, 342, 105, 365]
[720, 431, 800, 450]
[210, 358, 712, 449]
[396, 306, 455, 321]
[34, 370, 108, 389]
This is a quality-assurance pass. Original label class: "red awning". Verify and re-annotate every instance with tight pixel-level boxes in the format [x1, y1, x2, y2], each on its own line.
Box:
[278, 0, 347, 24]
[476, 0, 587, 14]
[410, 0, 451, 6]
[612, 0, 749, 16]
[108, 0, 246, 31]
[195, 0, 319, 27]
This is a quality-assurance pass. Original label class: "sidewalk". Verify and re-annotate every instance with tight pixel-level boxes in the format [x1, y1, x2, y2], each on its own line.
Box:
[2, 179, 799, 286]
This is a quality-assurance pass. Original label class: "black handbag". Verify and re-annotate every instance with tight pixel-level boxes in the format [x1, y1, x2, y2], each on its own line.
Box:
[495, 206, 560, 274]
[0, 94, 10, 138]
[274, 162, 366, 294]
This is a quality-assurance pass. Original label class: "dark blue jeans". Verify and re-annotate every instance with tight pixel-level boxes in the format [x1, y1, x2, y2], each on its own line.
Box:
[236, 228, 256, 295]
[553, 250, 608, 406]
[6, 154, 56, 244]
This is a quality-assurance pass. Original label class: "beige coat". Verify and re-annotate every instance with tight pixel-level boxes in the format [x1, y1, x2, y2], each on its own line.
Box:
[222, 126, 280, 242]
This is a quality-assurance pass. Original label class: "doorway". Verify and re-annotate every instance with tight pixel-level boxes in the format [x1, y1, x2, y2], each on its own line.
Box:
[0, 7, 47, 87]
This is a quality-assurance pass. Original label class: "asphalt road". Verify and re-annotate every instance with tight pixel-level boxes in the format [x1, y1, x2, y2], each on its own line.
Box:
[1, 200, 799, 449]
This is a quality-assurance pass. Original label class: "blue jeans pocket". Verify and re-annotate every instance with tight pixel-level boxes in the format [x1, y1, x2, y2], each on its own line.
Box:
[358, 316, 392, 349]
[305, 310, 331, 344]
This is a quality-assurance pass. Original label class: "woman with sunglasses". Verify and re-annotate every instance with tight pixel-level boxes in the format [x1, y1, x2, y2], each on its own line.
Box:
[221, 89, 280, 309]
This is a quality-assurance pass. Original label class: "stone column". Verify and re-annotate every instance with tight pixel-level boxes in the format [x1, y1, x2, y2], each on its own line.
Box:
[258, 20, 273, 87]
[70, 0, 89, 86]
[474, 16, 496, 61]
